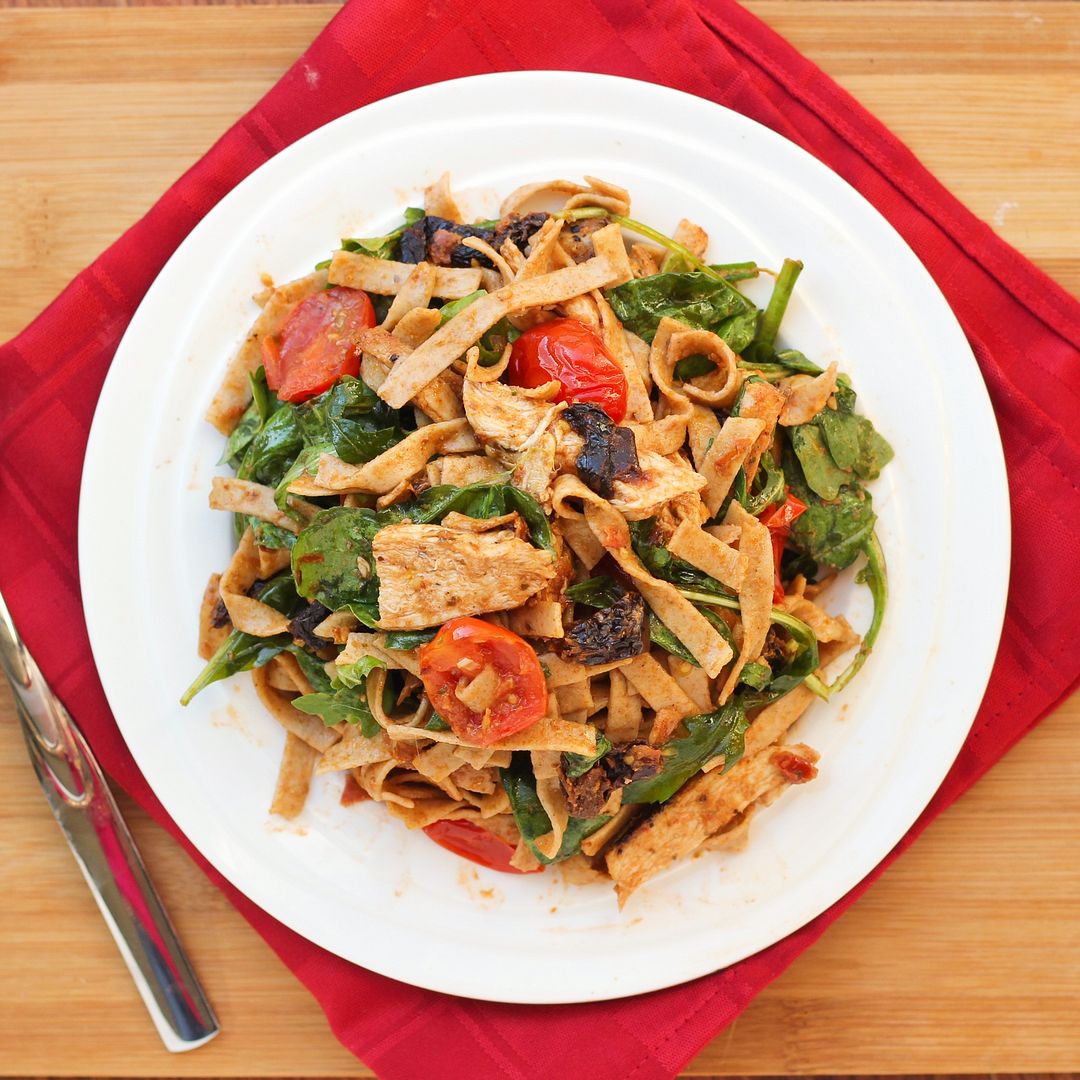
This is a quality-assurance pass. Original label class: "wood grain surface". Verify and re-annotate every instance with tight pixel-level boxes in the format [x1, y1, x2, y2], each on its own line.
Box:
[1, 2, 1078, 1076]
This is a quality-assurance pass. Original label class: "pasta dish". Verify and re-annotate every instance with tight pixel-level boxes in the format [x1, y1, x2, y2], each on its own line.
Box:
[182, 174, 892, 904]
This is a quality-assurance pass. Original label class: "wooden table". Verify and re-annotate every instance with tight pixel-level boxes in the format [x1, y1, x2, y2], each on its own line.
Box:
[1, 2, 1078, 1075]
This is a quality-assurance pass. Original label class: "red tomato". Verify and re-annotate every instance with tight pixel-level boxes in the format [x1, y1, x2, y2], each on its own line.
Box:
[422, 820, 542, 875]
[262, 286, 375, 403]
[419, 617, 547, 746]
[759, 493, 809, 604]
[507, 318, 628, 422]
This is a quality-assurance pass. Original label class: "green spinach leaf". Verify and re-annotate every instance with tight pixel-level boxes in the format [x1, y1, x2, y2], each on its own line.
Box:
[562, 734, 613, 780]
[384, 628, 438, 650]
[501, 754, 610, 864]
[293, 686, 379, 736]
[784, 444, 877, 571]
[623, 699, 749, 804]
[179, 573, 300, 705]
[606, 271, 758, 351]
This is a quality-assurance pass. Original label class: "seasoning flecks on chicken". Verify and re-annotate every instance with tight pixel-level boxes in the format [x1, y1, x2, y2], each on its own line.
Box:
[463, 378, 565, 452]
[609, 450, 707, 521]
[372, 521, 557, 629]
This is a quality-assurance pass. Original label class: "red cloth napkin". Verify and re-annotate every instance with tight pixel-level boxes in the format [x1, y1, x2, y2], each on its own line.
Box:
[3, 0, 1079, 1076]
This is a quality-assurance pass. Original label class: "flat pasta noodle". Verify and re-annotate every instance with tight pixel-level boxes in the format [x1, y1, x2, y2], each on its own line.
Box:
[219, 528, 292, 636]
[719, 501, 775, 702]
[606, 742, 820, 904]
[383, 714, 597, 755]
[290, 418, 478, 495]
[620, 652, 699, 745]
[735, 378, 785, 482]
[380, 261, 436, 330]
[316, 726, 394, 774]
[605, 669, 644, 742]
[198, 573, 228, 661]
[358, 327, 464, 422]
[698, 416, 766, 516]
[328, 249, 482, 299]
[424, 171, 463, 222]
[667, 515, 744, 590]
[250, 666, 341, 753]
[269, 732, 320, 820]
[551, 474, 733, 677]
[376, 248, 626, 409]
[209, 476, 315, 534]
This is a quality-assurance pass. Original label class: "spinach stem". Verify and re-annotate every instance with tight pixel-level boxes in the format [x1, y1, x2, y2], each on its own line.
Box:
[751, 256, 803, 360]
[823, 530, 888, 695]
[803, 673, 830, 700]
[558, 208, 753, 285]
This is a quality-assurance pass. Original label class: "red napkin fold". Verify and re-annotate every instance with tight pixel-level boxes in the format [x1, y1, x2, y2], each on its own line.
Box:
[3, 0, 1079, 1076]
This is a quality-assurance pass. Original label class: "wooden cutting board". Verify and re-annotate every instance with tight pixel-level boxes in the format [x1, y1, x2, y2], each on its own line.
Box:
[0, 2, 1078, 1076]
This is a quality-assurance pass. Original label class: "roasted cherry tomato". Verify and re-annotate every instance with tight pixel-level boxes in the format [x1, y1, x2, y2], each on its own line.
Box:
[759, 492, 809, 604]
[422, 820, 541, 874]
[419, 617, 547, 746]
[507, 317, 628, 422]
[261, 286, 375, 403]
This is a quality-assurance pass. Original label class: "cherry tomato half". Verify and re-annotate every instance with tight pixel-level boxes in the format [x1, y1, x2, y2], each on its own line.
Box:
[419, 617, 547, 746]
[507, 317, 628, 422]
[262, 286, 375, 403]
[759, 492, 809, 603]
[422, 820, 542, 874]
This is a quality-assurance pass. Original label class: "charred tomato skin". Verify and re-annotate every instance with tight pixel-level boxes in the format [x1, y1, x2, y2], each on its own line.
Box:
[507, 318, 629, 422]
[262, 286, 375, 403]
[418, 617, 547, 747]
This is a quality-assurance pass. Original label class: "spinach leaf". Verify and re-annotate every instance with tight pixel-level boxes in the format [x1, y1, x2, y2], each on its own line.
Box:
[251, 365, 281, 424]
[672, 353, 715, 381]
[790, 424, 851, 501]
[606, 271, 758, 351]
[180, 632, 290, 706]
[739, 660, 771, 690]
[291, 506, 397, 626]
[179, 572, 300, 705]
[250, 520, 297, 551]
[816, 408, 894, 481]
[623, 699, 748, 804]
[333, 654, 386, 689]
[425, 713, 451, 732]
[821, 529, 888, 696]
[784, 443, 877, 571]
[628, 520, 733, 596]
[299, 375, 405, 465]
[293, 686, 379, 736]
[438, 290, 486, 324]
[565, 576, 625, 607]
[334, 207, 425, 263]
[411, 481, 554, 553]
[238, 405, 304, 486]
[501, 754, 610, 864]
[220, 401, 261, 468]
[384, 628, 438, 650]
[285, 643, 334, 693]
[562, 734, 613, 780]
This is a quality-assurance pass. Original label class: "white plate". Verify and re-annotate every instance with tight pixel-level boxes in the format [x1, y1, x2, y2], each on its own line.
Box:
[80, 72, 1009, 1004]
